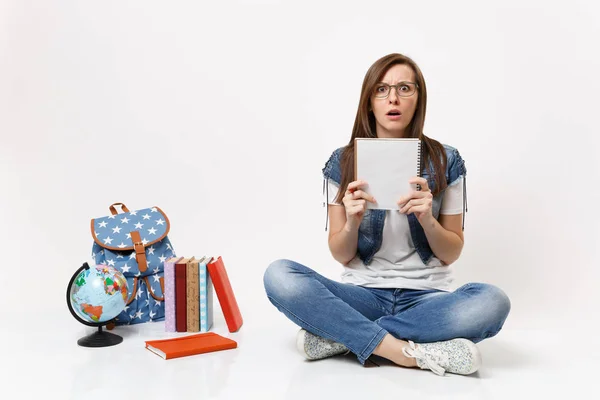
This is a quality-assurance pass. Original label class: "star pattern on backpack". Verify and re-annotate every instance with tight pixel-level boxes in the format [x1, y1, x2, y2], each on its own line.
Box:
[91, 206, 175, 326]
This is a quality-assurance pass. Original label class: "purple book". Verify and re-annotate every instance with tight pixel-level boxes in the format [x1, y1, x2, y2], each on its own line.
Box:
[164, 256, 183, 332]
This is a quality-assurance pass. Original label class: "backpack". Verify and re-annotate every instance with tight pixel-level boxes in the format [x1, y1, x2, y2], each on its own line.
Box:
[91, 203, 176, 326]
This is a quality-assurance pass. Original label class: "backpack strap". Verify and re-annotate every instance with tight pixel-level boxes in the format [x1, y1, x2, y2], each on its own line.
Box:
[130, 231, 148, 273]
[125, 277, 138, 305]
[144, 276, 165, 301]
[109, 202, 130, 215]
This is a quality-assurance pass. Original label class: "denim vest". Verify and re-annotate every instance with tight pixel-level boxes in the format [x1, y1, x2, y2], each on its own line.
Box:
[322, 143, 467, 265]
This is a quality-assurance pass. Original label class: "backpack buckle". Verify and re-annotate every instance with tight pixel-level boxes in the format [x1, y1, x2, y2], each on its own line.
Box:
[134, 241, 145, 254]
[130, 231, 148, 273]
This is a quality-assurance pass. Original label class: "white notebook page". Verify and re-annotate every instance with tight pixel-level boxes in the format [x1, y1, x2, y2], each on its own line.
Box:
[355, 138, 421, 210]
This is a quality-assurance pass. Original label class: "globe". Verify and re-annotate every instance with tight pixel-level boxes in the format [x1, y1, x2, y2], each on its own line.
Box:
[66, 262, 128, 347]
[69, 264, 128, 323]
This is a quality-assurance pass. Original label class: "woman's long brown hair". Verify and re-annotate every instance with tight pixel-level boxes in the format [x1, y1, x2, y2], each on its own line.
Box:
[334, 53, 448, 203]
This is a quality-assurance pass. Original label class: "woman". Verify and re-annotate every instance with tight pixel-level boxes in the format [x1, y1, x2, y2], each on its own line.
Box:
[263, 53, 510, 376]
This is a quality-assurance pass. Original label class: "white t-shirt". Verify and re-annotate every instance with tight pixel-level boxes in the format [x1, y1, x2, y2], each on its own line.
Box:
[327, 176, 464, 291]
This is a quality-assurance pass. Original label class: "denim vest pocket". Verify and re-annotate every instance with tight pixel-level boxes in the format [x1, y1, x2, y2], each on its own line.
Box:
[357, 209, 385, 265]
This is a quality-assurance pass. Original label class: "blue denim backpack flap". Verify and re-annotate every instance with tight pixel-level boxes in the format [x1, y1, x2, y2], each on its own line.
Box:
[91, 203, 176, 326]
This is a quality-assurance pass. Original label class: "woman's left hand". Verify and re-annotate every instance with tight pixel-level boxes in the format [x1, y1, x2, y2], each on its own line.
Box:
[397, 177, 433, 225]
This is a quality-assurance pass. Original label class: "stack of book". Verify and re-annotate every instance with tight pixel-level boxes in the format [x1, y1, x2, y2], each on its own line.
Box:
[163, 255, 243, 333]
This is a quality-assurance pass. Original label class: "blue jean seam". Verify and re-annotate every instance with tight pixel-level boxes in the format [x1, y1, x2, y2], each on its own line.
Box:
[358, 328, 387, 364]
[267, 294, 382, 363]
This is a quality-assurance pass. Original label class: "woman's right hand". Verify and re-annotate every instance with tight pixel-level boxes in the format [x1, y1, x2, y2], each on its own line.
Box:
[342, 180, 376, 230]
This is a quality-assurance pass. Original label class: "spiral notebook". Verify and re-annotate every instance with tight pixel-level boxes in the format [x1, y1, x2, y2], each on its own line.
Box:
[354, 138, 422, 210]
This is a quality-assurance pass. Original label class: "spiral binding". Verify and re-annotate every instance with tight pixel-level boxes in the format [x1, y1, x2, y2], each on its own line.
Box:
[416, 140, 422, 191]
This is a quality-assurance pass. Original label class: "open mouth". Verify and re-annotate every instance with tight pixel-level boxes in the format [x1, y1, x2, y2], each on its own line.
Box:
[386, 110, 402, 118]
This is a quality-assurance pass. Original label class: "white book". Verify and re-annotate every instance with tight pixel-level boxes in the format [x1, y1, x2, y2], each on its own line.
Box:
[354, 138, 422, 210]
[198, 256, 214, 332]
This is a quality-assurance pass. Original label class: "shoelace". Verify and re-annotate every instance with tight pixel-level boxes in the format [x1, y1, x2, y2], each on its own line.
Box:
[402, 341, 447, 376]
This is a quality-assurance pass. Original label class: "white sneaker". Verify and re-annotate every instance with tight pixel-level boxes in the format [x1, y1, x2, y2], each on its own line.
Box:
[296, 329, 349, 360]
[402, 338, 482, 376]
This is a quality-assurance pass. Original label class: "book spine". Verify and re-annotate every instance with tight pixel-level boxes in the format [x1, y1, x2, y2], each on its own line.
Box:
[186, 263, 200, 332]
[164, 261, 176, 332]
[199, 262, 210, 332]
[208, 257, 243, 333]
[175, 263, 187, 332]
[207, 268, 214, 331]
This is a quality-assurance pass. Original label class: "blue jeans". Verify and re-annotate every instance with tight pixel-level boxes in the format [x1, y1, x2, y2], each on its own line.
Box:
[263, 259, 511, 365]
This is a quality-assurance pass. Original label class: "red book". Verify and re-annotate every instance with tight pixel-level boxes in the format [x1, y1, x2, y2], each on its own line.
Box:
[175, 257, 192, 332]
[207, 256, 243, 332]
[145, 332, 237, 360]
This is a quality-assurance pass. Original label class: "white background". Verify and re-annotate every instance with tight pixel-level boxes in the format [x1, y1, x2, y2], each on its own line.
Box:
[1, 0, 599, 394]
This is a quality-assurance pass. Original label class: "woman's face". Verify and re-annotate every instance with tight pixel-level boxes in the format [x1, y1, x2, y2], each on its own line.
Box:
[370, 64, 419, 138]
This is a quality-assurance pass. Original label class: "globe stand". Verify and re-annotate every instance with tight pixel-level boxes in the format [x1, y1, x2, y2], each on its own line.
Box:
[67, 262, 126, 348]
[77, 325, 123, 348]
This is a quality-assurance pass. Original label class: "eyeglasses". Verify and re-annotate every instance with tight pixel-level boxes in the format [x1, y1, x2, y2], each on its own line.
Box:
[373, 82, 418, 99]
